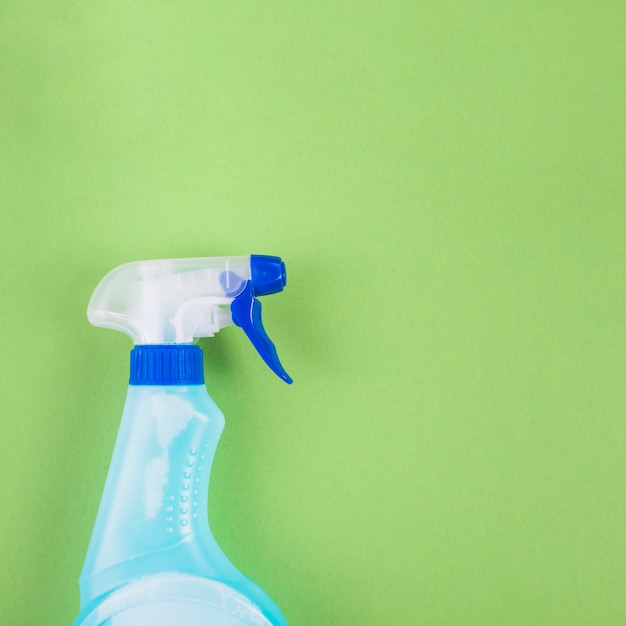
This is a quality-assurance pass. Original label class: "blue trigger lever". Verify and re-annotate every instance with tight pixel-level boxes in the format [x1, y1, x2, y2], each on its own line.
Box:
[223, 255, 292, 384]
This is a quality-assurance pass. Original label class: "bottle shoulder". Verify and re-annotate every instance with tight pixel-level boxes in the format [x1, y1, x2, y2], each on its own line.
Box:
[124, 385, 225, 423]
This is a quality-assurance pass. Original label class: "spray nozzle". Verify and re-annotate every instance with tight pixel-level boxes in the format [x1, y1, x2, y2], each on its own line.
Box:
[88, 255, 292, 383]
[250, 255, 287, 295]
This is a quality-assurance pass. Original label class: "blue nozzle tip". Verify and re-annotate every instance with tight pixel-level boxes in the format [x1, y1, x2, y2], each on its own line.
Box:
[250, 255, 286, 296]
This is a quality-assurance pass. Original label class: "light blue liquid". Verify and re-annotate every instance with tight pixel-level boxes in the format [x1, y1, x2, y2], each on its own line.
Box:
[74, 385, 287, 626]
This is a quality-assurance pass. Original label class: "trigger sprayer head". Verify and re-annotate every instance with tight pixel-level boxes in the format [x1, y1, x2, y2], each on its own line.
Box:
[88, 255, 292, 383]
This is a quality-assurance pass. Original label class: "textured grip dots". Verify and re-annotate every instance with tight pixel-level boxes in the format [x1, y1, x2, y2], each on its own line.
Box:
[163, 444, 211, 534]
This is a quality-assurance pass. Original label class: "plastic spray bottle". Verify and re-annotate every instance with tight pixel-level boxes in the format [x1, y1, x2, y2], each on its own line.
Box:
[74, 255, 291, 626]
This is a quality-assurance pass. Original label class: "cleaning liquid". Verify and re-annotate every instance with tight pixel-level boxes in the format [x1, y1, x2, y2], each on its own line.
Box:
[74, 255, 291, 626]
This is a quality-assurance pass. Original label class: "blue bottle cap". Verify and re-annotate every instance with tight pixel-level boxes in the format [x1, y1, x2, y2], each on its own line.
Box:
[129, 345, 204, 385]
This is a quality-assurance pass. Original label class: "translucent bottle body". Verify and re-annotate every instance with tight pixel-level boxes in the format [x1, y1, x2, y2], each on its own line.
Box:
[74, 385, 286, 626]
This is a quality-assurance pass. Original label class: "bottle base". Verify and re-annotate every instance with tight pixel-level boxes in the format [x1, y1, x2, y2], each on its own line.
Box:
[74, 573, 275, 626]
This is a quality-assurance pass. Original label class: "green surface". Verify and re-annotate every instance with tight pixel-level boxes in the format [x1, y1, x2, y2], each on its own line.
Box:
[1, 2, 625, 625]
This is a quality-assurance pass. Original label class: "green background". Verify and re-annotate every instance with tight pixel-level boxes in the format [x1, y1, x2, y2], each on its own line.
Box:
[1, 2, 625, 624]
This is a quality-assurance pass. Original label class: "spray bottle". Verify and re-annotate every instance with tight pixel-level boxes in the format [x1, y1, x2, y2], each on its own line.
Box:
[74, 255, 291, 626]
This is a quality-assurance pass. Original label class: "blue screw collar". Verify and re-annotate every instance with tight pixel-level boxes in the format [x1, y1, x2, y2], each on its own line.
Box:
[129, 345, 204, 385]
